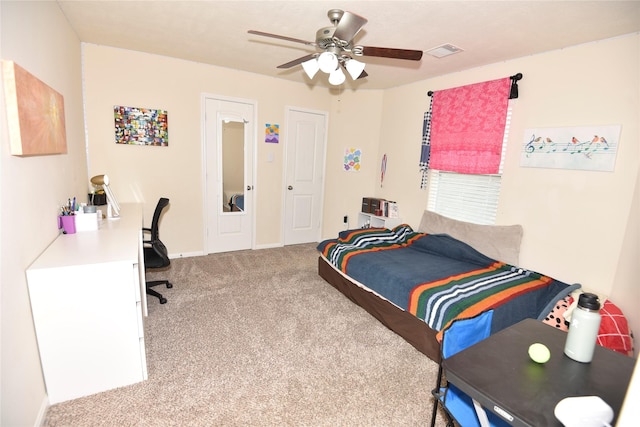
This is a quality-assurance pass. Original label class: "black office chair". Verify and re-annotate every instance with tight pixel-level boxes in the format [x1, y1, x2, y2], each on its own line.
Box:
[143, 197, 172, 304]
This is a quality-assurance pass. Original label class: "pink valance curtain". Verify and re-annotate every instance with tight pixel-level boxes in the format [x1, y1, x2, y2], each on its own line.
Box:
[429, 77, 511, 174]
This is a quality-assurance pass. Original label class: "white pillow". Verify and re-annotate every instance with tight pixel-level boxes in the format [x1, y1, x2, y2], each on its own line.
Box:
[417, 210, 523, 265]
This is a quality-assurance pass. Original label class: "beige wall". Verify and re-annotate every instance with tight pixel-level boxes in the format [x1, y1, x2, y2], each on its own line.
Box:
[321, 89, 385, 233]
[610, 169, 640, 354]
[0, 1, 88, 425]
[2, 1, 638, 425]
[82, 44, 337, 253]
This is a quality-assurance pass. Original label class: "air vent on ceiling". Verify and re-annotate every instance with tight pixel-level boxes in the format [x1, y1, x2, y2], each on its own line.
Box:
[426, 44, 463, 58]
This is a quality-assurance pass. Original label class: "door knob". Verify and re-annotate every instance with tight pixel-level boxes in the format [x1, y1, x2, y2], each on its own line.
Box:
[288, 185, 293, 190]
[246, 185, 253, 191]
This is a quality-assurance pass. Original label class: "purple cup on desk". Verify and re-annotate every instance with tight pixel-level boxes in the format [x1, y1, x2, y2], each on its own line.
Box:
[58, 215, 76, 234]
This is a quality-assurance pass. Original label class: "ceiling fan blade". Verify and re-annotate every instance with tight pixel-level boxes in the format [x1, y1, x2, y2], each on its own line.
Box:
[332, 11, 368, 43]
[277, 54, 317, 69]
[361, 46, 423, 61]
[248, 30, 316, 47]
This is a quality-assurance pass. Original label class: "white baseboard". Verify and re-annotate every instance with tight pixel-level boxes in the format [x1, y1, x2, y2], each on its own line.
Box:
[168, 244, 291, 259]
[34, 395, 49, 427]
[254, 243, 283, 250]
[168, 251, 204, 259]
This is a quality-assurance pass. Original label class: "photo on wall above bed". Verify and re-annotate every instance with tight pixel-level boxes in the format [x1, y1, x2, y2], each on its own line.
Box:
[520, 125, 620, 171]
[114, 105, 168, 146]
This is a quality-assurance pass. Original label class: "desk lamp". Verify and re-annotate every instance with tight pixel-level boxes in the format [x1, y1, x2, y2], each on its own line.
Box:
[90, 174, 120, 218]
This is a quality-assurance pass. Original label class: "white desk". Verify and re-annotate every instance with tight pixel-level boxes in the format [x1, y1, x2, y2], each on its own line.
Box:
[26, 203, 148, 404]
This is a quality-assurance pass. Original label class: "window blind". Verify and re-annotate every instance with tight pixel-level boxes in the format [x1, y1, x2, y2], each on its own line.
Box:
[427, 172, 502, 225]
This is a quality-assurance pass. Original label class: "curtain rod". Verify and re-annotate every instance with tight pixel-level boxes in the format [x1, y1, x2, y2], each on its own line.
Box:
[427, 73, 523, 97]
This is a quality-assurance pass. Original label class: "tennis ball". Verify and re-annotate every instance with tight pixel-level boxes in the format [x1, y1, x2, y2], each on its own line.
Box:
[528, 343, 551, 364]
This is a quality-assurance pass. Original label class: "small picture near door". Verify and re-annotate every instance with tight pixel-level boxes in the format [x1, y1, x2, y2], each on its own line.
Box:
[265, 123, 279, 143]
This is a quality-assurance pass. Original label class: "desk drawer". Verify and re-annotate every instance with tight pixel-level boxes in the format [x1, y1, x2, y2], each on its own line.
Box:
[27, 262, 145, 403]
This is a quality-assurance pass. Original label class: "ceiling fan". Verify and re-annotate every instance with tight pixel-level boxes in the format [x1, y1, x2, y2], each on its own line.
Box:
[248, 9, 423, 85]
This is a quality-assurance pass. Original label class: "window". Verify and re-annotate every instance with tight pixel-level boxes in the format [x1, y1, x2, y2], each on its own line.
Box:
[427, 102, 512, 225]
[427, 171, 502, 225]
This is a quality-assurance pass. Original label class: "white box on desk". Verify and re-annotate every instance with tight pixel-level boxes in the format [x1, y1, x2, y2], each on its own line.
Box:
[75, 212, 99, 232]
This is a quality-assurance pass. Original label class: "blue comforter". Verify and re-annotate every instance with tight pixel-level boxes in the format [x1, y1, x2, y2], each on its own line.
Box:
[318, 225, 579, 337]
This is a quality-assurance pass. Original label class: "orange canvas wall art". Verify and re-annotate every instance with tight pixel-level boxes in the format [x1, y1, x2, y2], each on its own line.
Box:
[2, 60, 67, 156]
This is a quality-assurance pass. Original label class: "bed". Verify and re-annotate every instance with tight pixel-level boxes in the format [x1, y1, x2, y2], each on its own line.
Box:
[317, 210, 580, 362]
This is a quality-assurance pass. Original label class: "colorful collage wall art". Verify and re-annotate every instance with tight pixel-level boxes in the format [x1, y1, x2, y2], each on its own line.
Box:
[114, 105, 168, 146]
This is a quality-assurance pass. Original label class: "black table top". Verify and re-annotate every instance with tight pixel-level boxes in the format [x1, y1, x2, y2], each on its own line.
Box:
[443, 318, 635, 427]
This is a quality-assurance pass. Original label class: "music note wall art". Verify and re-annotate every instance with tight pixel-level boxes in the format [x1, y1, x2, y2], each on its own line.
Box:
[520, 125, 620, 171]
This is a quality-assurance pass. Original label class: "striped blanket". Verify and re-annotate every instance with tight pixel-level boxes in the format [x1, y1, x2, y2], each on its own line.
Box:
[318, 225, 577, 340]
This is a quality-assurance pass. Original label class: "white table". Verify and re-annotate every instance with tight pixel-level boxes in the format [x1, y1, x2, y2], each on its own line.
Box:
[26, 203, 148, 404]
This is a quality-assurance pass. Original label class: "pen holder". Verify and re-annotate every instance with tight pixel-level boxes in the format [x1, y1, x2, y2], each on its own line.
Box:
[58, 215, 76, 234]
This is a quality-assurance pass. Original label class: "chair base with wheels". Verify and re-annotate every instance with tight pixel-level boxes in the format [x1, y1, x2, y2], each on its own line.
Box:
[144, 269, 173, 305]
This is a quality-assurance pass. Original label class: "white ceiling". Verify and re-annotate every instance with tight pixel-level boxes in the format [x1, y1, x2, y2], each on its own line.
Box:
[57, 1, 640, 90]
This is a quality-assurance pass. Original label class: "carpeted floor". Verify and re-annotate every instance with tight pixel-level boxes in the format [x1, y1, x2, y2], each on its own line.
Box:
[44, 243, 448, 426]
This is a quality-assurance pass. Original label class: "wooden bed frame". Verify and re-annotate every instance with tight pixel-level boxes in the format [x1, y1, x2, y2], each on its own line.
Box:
[318, 256, 442, 362]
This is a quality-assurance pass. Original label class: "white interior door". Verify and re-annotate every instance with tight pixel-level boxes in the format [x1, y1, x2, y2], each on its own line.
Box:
[283, 108, 327, 245]
[204, 96, 255, 253]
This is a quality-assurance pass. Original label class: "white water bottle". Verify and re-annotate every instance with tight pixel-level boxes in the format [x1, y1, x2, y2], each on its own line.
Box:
[564, 293, 601, 363]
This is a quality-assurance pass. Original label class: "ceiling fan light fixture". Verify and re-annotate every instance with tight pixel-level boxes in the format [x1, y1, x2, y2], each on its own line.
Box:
[318, 51, 338, 73]
[301, 58, 320, 79]
[345, 58, 366, 80]
[328, 67, 346, 85]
